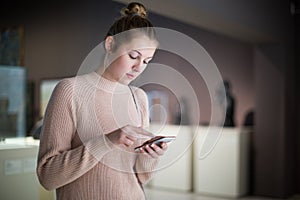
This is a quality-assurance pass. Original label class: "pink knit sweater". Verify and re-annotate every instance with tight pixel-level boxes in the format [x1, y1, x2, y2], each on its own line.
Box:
[37, 72, 158, 200]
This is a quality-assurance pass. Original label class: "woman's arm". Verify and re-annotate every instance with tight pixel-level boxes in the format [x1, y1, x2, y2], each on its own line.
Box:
[36, 79, 113, 190]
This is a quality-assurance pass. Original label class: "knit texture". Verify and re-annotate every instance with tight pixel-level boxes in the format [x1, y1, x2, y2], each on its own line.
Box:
[37, 72, 158, 200]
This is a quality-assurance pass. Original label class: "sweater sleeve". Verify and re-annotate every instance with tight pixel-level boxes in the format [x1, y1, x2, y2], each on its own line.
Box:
[36, 79, 113, 190]
[133, 88, 159, 184]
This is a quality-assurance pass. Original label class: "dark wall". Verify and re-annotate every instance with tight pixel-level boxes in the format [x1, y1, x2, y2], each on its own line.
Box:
[295, 0, 300, 194]
[253, 43, 297, 198]
[253, 1, 298, 197]
[0, 0, 255, 126]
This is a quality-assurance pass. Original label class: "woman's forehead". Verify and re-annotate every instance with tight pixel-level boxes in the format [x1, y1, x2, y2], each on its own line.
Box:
[120, 35, 158, 50]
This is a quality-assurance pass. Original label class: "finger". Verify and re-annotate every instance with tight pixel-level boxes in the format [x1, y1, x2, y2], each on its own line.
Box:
[144, 145, 159, 159]
[123, 137, 134, 147]
[159, 142, 168, 150]
[150, 143, 165, 156]
[124, 134, 137, 141]
[138, 148, 145, 154]
[121, 126, 143, 139]
[120, 127, 139, 141]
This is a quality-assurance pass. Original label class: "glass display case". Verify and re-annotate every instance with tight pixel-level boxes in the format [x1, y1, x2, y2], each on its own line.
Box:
[0, 66, 26, 138]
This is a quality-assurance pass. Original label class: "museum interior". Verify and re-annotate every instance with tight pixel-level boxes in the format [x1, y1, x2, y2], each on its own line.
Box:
[0, 0, 300, 199]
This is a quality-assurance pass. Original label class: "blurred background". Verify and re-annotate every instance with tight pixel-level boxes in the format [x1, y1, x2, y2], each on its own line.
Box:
[0, 0, 299, 199]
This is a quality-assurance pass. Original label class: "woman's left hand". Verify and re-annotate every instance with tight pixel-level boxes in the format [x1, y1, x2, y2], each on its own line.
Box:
[139, 142, 168, 159]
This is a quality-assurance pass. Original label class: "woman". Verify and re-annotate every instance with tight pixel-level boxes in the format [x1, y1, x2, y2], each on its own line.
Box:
[37, 2, 167, 199]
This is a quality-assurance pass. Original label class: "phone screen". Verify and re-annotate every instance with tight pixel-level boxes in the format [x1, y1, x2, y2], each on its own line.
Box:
[134, 136, 176, 151]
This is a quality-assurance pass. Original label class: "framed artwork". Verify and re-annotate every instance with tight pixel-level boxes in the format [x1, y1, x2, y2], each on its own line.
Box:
[0, 25, 25, 66]
[39, 79, 61, 118]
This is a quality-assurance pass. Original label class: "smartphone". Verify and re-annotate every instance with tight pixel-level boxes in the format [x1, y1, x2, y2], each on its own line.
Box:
[134, 136, 176, 151]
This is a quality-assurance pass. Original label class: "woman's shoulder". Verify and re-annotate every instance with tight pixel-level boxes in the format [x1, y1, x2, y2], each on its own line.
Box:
[55, 73, 94, 92]
[54, 77, 75, 92]
[49, 78, 76, 102]
[130, 86, 148, 101]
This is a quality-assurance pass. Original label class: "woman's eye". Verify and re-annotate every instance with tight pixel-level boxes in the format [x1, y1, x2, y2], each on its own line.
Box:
[129, 53, 138, 59]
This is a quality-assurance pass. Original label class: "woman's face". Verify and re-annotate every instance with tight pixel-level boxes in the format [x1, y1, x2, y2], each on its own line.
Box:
[103, 35, 157, 85]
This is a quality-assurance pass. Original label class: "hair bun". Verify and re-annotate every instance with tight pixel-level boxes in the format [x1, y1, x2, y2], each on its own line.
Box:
[120, 2, 147, 18]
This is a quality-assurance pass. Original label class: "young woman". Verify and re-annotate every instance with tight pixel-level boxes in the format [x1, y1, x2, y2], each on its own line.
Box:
[37, 2, 167, 200]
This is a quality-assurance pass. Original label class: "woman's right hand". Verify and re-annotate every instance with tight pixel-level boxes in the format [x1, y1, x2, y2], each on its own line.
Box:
[106, 125, 154, 147]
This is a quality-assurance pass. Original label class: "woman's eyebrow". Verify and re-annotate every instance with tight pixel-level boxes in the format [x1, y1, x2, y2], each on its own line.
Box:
[133, 50, 153, 59]
[133, 50, 142, 55]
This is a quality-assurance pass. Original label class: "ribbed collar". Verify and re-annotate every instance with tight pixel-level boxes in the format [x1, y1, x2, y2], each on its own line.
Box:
[88, 71, 129, 93]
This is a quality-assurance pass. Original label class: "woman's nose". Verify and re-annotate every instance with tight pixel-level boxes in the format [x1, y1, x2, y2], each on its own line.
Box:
[132, 60, 144, 72]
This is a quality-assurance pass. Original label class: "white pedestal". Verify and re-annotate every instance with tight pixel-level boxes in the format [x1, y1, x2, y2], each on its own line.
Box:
[0, 137, 55, 200]
[193, 127, 251, 197]
[147, 124, 194, 191]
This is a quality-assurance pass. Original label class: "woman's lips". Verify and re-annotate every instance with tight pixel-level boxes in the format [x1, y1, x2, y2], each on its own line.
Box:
[126, 73, 135, 79]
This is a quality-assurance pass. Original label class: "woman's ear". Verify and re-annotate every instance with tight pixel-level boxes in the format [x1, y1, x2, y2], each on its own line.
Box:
[105, 36, 114, 52]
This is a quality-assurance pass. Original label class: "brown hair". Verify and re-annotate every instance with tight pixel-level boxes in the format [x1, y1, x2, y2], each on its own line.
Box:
[105, 2, 156, 43]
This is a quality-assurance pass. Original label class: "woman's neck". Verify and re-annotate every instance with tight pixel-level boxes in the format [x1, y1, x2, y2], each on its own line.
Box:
[91, 70, 129, 93]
